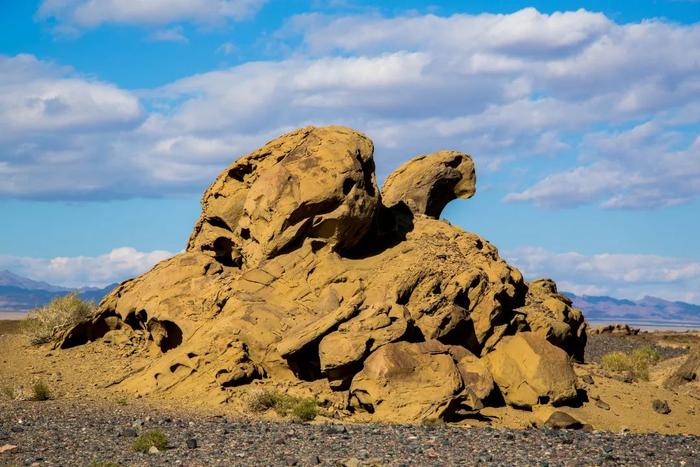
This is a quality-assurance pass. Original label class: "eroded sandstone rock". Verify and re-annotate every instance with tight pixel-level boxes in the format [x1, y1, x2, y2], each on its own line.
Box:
[663, 350, 699, 389]
[483, 332, 578, 409]
[348, 341, 492, 422]
[382, 150, 475, 218]
[187, 126, 379, 268]
[61, 125, 586, 422]
[517, 278, 587, 361]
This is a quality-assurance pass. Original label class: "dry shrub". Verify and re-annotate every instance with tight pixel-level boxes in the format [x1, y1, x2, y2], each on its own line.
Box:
[248, 389, 319, 422]
[132, 429, 168, 453]
[601, 345, 662, 381]
[1, 385, 20, 400]
[25, 292, 95, 345]
[31, 380, 51, 401]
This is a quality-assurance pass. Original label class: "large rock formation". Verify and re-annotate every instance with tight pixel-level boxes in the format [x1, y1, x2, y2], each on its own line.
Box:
[61, 126, 587, 422]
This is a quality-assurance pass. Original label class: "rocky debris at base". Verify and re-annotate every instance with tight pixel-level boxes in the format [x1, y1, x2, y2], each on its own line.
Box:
[57, 126, 588, 423]
[542, 411, 585, 430]
[1, 400, 699, 467]
[591, 324, 640, 336]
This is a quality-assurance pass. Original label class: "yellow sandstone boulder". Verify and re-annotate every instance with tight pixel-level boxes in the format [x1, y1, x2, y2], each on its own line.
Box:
[484, 332, 577, 409]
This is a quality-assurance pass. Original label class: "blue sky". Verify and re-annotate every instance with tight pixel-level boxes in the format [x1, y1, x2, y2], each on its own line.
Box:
[1, 0, 699, 302]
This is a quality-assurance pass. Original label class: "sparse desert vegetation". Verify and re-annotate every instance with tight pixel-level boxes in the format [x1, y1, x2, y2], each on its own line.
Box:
[600, 345, 662, 381]
[31, 380, 52, 401]
[132, 429, 169, 453]
[248, 389, 320, 421]
[24, 293, 95, 345]
[1, 385, 20, 400]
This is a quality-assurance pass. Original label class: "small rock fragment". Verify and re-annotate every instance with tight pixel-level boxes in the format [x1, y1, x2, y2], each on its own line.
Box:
[186, 438, 198, 449]
[652, 399, 671, 414]
[122, 428, 138, 437]
[614, 371, 635, 384]
[0, 444, 17, 454]
[595, 399, 610, 411]
[543, 411, 583, 430]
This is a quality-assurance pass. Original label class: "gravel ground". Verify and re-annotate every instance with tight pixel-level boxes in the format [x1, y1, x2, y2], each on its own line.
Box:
[585, 333, 689, 363]
[1, 400, 699, 467]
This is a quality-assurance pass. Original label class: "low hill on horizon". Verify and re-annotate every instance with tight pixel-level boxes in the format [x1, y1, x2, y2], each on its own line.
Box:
[0, 270, 115, 312]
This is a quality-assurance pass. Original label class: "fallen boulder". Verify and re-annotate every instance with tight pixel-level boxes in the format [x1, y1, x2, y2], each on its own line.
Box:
[348, 340, 493, 421]
[484, 332, 578, 409]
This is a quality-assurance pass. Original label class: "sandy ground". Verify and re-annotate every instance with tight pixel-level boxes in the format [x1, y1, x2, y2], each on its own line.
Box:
[1, 321, 698, 436]
[0, 311, 27, 321]
[1, 323, 700, 466]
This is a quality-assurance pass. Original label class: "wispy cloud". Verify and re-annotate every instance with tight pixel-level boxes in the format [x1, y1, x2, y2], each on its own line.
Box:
[37, 0, 267, 28]
[216, 41, 237, 55]
[148, 26, 188, 43]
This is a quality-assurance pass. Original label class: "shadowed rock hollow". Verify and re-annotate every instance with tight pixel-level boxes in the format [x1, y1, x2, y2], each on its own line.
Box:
[62, 126, 587, 422]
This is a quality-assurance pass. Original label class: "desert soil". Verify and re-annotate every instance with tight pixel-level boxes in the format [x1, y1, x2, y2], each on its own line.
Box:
[1, 399, 699, 467]
[1, 324, 699, 466]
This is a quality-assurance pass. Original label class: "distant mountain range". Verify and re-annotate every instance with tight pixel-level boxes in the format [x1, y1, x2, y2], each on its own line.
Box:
[0, 270, 116, 312]
[0, 270, 698, 326]
[564, 292, 700, 327]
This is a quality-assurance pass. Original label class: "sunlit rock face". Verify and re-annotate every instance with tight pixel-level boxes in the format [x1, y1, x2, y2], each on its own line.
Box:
[62, 126, 587, 422]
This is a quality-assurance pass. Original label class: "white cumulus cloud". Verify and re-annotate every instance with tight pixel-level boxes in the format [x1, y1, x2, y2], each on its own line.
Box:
[0, 247, 174, 288]
[1, 8, 699, 208]
[506, 246, 700, 303]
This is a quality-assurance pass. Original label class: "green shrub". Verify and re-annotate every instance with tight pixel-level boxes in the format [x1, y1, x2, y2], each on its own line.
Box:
[632, 346, 661, 365]
[248, 389, 282, 412]
[291, 398, 319, 422]
[600, 351, 630, 372]
[25, 292, 95, 345]
[132, 429, 168, 453]
[31, 381, 51, 401]
[600, 345, 662, 381]
[248, 389, 319, 422]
